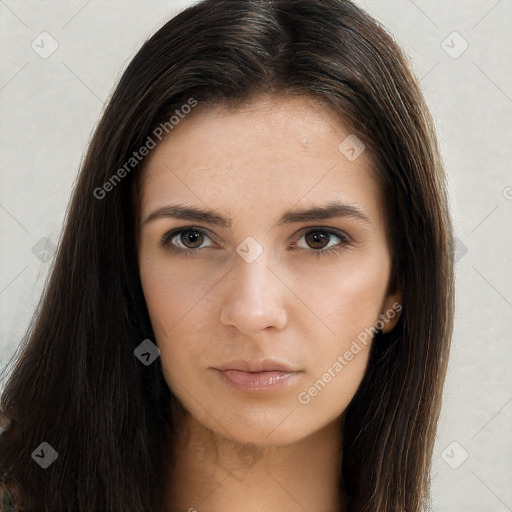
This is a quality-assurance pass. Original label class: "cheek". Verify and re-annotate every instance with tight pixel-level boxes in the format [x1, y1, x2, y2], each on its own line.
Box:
[321, 248, 391, 337]
[138, 255, 216, 378]
[295, 251, 389, 406]
[139, 250, 210, 334]
[139, 262, 178, 336]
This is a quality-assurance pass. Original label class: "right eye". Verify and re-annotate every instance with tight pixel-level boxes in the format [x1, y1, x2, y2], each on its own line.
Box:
[160, 227, 214, 257]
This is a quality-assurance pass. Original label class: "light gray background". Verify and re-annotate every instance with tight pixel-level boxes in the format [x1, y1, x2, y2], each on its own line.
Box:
[1, 1, 511, 510]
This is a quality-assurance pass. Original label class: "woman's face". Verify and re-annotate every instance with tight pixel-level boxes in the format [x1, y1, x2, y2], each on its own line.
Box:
[137, 93, 401, 446]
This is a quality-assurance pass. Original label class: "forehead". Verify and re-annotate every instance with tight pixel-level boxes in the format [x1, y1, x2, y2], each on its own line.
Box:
[139, 93, 384, 226]
[146, 93, 362, 167]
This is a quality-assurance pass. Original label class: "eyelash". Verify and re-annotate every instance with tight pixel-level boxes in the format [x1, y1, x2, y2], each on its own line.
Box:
[159, 227, 352, 258]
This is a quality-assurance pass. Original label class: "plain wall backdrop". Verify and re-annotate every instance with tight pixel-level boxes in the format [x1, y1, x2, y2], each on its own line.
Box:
[1, 1, 511, 510]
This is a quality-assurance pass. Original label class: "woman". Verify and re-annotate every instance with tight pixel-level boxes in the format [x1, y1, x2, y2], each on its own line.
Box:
[0, 0, 454, 510]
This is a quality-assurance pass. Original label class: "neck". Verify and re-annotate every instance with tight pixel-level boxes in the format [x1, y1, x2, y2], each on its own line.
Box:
[162, 412, 346, 512]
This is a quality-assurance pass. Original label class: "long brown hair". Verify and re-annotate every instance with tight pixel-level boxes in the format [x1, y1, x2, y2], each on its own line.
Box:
[0, 1, 454, 510]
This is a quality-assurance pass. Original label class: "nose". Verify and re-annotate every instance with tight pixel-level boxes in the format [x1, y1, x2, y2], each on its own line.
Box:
[219, 251, 287, 334]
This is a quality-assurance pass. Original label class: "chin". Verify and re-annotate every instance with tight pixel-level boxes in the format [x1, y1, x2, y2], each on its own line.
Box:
[204, 408, 324, 448]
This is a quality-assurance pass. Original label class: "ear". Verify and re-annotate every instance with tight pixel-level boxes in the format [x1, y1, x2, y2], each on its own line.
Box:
[379, 276, 402, 334]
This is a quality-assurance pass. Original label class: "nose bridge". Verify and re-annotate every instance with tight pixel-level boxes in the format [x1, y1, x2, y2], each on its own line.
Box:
[219, 246, 287, 333]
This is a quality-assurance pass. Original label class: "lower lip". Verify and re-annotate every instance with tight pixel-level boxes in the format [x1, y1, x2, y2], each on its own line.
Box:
[215, 369, 300, 392]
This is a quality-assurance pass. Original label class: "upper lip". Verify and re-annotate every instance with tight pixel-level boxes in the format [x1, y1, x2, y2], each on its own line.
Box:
[213, 359, 298, 373]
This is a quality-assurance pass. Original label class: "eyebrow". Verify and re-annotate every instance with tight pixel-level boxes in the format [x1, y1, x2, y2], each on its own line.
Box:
[142, 200, 371, 229]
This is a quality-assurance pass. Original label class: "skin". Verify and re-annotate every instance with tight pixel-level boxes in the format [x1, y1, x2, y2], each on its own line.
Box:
[137, 93, 402, 512]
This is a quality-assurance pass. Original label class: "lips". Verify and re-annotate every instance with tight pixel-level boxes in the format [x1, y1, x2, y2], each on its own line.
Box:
[213, 358, 298, 373]
[211, 359, 302, 392]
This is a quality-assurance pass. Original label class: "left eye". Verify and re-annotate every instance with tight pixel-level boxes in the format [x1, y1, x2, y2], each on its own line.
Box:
[293, 228, 351, 256]
[160, 227, 351, 257]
